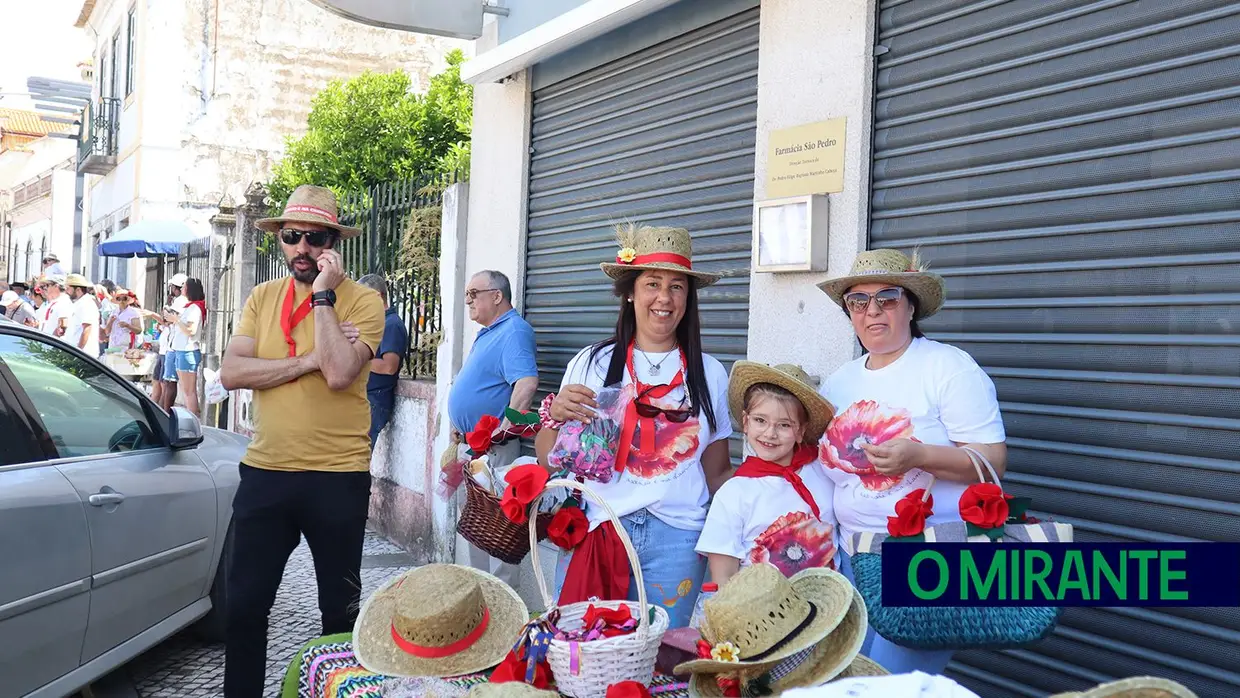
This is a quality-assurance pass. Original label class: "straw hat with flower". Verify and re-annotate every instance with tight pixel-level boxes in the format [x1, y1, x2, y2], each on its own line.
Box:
[817, 248, 945, 319]
[256, 184, 362, 239]
[353, 564, 529, 678]
[728, 362, 835, 445]
[1048, 677, 1197, 698]
[600, 222, 721, 286]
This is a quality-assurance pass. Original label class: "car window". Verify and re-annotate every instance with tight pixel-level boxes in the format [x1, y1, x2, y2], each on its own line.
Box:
[0, 334, 164, 459]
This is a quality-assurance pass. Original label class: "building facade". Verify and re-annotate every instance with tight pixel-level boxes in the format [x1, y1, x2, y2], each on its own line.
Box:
[454, 0, 1240, 696]
[73, 0, 470, 294]
[0, 109, 79, 284]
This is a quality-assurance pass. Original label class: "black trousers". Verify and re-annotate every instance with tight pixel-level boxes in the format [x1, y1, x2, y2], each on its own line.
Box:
[223, 463, 371, 698]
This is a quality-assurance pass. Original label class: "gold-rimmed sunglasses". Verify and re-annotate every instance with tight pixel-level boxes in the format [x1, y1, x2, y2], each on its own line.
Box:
[843, 287, 904, 314]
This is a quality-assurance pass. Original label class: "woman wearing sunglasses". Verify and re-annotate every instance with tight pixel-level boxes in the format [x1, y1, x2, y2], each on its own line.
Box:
[535, 223, 733, 629]
[814, 249, 1008, 675]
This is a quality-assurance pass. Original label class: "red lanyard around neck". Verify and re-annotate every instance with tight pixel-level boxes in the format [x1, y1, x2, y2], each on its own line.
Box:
[614, 341, 686, 474]
[280, 278, 315, 357]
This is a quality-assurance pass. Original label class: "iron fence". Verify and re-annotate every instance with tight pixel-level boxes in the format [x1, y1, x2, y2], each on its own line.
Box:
[256, 172, 460, 379]
[143, 239, 210, 310]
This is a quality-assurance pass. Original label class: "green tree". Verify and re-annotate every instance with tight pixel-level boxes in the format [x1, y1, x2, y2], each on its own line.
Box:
[267, 49, 473, 208]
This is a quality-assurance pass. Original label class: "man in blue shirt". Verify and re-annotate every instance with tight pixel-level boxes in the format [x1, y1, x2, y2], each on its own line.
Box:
[359, 274, 409, 448]
[446, 270, 539, 584]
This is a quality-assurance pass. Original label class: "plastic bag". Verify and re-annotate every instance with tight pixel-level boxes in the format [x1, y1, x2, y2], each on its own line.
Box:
[204, 367, 228, 405]
[547, 384, 629, 483]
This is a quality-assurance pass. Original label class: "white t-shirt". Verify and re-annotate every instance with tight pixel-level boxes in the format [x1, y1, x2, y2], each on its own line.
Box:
[39, 295, 74, 337]
[559, 343, 733, 532]
[158, 296, 189, 354]
[171, 303, 203, 352]
[818, 337, 1006, 545]
[109, 306, 143, 348]
[696, 460, 839, 576]
[67, 295, 101, 356]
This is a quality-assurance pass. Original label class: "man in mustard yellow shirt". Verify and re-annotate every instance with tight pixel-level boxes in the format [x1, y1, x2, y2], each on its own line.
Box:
[220, 185, 384, 698]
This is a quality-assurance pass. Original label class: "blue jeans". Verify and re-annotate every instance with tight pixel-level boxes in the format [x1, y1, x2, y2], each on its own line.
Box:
[838, 550, 955, 675]
[554, 508, 707, 629]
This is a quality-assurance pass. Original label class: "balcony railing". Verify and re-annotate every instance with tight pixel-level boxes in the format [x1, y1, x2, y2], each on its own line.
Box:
[78, 97, 120, 175]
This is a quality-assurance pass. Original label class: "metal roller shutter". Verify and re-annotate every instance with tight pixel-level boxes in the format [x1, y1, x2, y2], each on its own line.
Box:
[870, 1, 1240, 696]
[523, 7, 759, 399]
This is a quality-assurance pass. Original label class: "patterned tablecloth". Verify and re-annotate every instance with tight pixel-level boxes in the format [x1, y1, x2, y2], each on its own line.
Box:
[282, 633, 690, 698]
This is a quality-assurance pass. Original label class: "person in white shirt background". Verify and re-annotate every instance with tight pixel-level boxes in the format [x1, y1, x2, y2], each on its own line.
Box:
[167, 276, 206, 417]
[105, 288, 145, 350]
[37, 274, 74, 338]
[2, 290, 39, 327]
[65, 274, 101, 357]
[151, 273, 189, 412]
[42, 253, 66, 277]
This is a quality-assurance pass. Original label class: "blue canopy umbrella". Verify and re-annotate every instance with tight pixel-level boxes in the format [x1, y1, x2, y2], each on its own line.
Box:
[96, 220, 205, 257]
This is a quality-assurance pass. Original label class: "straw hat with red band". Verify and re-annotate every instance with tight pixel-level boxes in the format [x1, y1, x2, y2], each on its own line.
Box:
[353, 564, 529, 677]
[255, 184, 362, 239]
[599, 222, 721, 286]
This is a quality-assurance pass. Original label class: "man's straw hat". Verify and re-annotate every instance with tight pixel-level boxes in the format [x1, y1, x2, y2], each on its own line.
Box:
[353, 564, 529, 678]
[600, 223, 721, 286]
[817, 249, 945, 319]
[256, 184, 362, 239]
[66, 273, 92, 289]
[1048, 677, 1197, 698]
[728, 362, 835, 445]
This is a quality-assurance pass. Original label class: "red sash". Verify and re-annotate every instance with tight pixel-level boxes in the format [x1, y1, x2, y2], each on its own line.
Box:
[280, 278, 314, 357]
[558, 521, 631, 606]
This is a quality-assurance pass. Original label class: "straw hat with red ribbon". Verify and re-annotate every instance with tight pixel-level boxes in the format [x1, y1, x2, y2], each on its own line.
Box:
[599, 223, 720, 286]
[255, 184, 362, 239]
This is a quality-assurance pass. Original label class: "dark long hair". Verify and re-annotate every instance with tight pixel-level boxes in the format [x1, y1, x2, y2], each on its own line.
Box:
[587, 271, 718, 434]
[184, 278, 206, 302]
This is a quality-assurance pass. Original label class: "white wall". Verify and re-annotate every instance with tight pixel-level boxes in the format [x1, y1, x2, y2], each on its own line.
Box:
[747, 0, 875, 381]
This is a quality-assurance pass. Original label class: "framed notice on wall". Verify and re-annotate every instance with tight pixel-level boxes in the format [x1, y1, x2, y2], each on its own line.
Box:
[766, 118, 847, 198]
[752, 195, 830, 273]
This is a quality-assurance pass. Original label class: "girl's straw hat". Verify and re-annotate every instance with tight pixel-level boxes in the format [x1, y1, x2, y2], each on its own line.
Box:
[1048, 677, 1198, 698]
[674, 564, 856, 676]
[817, 249, 946, 319]
[256, 184, 362, 239]
[599, 223, 721, 286]
[353, 564, 529, 678]
[728, 362, 836, 445]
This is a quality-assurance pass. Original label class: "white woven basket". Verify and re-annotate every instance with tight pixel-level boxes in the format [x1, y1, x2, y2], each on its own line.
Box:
[527, 478, 670, 698]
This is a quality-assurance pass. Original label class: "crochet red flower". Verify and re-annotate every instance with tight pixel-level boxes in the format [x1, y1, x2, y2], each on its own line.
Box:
[959, 482, 1012, 530]
[467, 414, 501, 454]
[490, 649, 552, 688]
[498, 464, 550, 525]
[606, 681, 652, 698]
[547, 504, 589, 550]
[887, 488, 933, 537]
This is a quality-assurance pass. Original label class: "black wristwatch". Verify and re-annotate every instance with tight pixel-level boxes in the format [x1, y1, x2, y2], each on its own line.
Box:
[311, 290, 336, 308]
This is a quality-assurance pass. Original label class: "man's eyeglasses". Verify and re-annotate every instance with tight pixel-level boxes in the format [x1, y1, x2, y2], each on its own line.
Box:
[634, 385, 693, 423]
[843, 287, 904, 314]
[280, 228, 334, 248]
[465, 288, 501, 301]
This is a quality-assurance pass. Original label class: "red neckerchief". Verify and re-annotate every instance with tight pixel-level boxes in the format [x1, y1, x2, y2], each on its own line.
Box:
[280, 278, 314, 357]
[734, 444, 822, 520]
[613, 341, 686, 473]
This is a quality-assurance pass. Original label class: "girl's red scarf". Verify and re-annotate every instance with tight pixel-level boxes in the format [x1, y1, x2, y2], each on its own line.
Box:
[733, 444, 822, 519]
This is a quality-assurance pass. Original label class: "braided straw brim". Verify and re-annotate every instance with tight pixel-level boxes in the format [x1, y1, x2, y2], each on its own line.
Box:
[674, 567, 855, 675]
[686, 587, 871, 696]
[728, 361, 835, 445]
[1048, 677, 1198, 698]
[817, 249, 946, 319]
[468, 683, 560, 698]
[599, 223, 721, 286]
[353, 566, 529, 678]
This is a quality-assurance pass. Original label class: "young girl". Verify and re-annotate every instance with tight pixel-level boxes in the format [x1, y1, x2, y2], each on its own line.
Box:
[695, 362, 839, 585]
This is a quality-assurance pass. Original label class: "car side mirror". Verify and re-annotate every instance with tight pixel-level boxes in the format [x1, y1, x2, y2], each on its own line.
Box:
[169, 406, 205, 449]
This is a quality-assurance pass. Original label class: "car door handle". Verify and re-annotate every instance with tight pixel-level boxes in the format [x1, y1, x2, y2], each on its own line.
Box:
[88, 492, 126, 507]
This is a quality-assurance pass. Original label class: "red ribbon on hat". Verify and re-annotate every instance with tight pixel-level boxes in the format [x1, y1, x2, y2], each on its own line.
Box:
[613, 342, 686, 474]
[389, 608, 491, 658]
[284, 204, 338, 223]
[618, 252, 693, 269]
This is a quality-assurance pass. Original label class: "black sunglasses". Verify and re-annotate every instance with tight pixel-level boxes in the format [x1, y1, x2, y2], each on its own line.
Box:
[280, 228, 334, 248]
[634, 384, 692, 423]
[843, 287, 904, 314]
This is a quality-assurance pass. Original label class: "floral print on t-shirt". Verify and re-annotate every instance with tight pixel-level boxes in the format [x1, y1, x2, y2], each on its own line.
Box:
[748, 511, 837, 576]
[626, 412, 701, 480]
[819, 399, 915, 492]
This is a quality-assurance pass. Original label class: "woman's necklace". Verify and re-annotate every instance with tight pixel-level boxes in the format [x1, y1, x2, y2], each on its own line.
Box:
[636, 343, 677, 376]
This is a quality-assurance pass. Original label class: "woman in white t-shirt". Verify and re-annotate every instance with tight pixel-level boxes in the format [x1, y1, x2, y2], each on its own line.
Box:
[105, 288, 145, 349]
[167, 277, 206, 417]
[815, 249, 1008, 675]
[534, 224, 733, 629]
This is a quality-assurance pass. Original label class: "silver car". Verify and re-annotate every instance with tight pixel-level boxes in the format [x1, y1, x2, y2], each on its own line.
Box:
[0, 315, 244, 698]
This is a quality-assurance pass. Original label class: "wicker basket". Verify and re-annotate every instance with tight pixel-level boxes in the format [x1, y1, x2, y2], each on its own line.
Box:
[527, 479, 670, 698]
[457, 460, 553, 565]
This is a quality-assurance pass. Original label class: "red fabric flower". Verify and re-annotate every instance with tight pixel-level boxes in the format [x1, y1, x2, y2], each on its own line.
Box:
[716, 677, 741, 697]
[548, 504, 589, 550]
[490, 649, 552, 688]
[696, 639, 713, 659]
[467, 414, 501, 454]
[498, 464, 550, 525]
[959, 483, 1013, 529]
[606, 681, 652, 698]
[887, 489, 933, 537]
[583, 603, 632, 628]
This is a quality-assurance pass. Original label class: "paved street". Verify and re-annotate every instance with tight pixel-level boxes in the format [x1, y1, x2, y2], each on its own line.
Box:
[106, 530, 414, 698]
